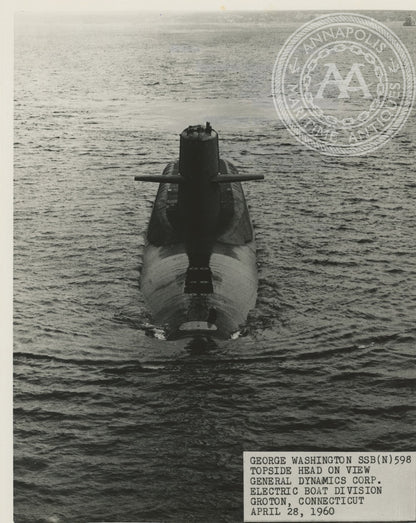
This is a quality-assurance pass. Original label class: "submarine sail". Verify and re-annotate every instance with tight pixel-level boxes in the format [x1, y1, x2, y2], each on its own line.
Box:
[135, 123, 263, 339]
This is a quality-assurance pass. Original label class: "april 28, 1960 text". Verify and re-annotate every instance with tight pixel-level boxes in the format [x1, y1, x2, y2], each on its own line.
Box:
[244, 452, 416, 522]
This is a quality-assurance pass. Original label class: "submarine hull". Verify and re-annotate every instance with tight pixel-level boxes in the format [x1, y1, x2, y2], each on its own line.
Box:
[141, 240, 257, 339]
[140, 159, 258, 339]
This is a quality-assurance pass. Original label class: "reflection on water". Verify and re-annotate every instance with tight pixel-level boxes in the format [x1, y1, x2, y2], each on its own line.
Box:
[185, 336, 220, 355]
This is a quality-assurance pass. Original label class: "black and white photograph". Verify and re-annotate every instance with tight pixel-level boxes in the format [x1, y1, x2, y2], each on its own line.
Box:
[8, 0, 416, 522]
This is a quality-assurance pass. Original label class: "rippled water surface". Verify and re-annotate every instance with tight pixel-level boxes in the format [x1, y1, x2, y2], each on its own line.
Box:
[14, 11, 416, 523]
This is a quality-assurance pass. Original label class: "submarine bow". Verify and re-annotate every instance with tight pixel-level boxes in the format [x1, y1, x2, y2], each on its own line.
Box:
[135, 123, 263, 339]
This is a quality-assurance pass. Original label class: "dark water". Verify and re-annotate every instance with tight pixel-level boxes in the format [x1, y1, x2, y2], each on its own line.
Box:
[14, 11, 416, 523]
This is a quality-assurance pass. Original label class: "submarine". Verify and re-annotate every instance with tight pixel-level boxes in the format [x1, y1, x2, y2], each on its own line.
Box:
[135, 123, 263, 339]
